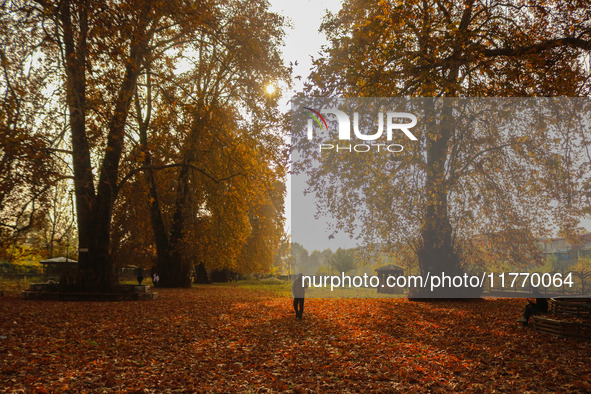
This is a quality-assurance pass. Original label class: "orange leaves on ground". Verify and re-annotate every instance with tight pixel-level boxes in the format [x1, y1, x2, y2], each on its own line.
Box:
[0, 287, 589, 392]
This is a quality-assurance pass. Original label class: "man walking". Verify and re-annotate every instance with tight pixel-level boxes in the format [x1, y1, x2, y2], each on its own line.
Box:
[292, 273, 308, 320]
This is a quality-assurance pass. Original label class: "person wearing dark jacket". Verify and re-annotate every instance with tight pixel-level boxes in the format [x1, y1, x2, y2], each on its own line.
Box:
[292, 273, 308, 320]
[517, 288, 548, 326]
[136, 266, 144, 285]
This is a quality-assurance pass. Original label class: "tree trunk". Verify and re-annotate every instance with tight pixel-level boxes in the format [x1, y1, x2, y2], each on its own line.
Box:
[415, 4, 469, 294]
[61, 0, 152, 290]
[60, 0, 95, 288]
[418, 102, 459, 279]
[138, 110, 184, 288]
[148, 115, 203, 288]
[415, 100, 481, 298]
[155, 161, 193, 287]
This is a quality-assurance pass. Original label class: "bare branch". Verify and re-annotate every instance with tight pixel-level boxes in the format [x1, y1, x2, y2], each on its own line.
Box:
[482, 37, 591, 58]
[116, 163, 243, 193]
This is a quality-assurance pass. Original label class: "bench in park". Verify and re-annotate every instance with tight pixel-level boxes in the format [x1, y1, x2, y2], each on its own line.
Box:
[531, 297, 591, 340]
[22, 284, 158, 301]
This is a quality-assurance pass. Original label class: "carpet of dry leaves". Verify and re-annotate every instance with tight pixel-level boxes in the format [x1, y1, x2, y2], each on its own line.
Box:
[1, 285, 590, 392]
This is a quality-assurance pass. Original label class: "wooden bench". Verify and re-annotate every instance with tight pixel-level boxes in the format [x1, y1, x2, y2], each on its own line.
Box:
[531, 316, 591, 340]
[531, 297, 591, 340]
[549, 297, 591, 318]
[22, 284, 158, 301]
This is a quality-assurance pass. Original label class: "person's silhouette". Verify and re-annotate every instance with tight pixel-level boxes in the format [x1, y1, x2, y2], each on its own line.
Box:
[517, 287, 548, 326]
[292, 273, 308, 320]
[136, 266, 144, 285]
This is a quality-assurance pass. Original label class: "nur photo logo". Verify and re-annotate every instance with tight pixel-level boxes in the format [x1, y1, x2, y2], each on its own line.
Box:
[303, 107, 418, 152]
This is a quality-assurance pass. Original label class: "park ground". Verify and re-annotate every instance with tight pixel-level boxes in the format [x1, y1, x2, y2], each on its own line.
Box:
[0, 282, 590, 392]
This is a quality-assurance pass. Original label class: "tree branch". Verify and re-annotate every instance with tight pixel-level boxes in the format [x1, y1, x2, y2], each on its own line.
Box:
[116, 163, 243, 193]
[450, 143, 512, 185]
[482, 37, 591, 58]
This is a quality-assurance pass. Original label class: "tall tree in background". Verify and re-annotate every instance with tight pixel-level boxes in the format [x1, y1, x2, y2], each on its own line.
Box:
[0, 1, 63, 260]
[119, 0, 289, 286]
[236, 180, 286, 276]
[304, 0, 591, 293]
[3, 0, 214, 289]
[3, 0, 288, 288]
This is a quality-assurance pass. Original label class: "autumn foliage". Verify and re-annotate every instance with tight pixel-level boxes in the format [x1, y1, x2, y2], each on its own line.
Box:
[301, 0, 591, 290]
[1, 286, 590, 392]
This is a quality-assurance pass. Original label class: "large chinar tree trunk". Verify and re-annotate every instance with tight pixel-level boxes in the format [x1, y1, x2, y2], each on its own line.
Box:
[142, 164, 194, 288]
[416, 101, 463, 297]
[136, 85, 201, 288]
[60, 0, 152, 290]
[162, 163, 194, 287]
[144, 158, 195, 288]
[138, 122, 176, 287]
[143, 123, 201, 288]
[414, 3, 471, 297]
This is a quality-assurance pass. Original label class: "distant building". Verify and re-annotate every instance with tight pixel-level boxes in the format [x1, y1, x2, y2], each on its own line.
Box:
[376, 264, 404, 294]
[39, 257, 78, 278]
[539, 233, 591, 267]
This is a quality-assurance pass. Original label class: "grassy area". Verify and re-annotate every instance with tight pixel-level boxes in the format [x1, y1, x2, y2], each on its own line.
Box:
[0, 275, 45, 294]
[208, 279, 408, 298]
[210, 278, 292, 297]
[0, 275, 415, 299]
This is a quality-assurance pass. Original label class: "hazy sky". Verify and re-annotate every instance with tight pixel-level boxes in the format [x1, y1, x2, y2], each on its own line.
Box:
[268, 0, 343, 100]
[268, 0, 357, 251]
